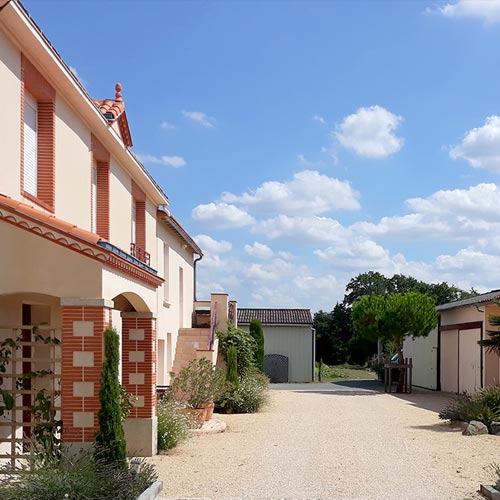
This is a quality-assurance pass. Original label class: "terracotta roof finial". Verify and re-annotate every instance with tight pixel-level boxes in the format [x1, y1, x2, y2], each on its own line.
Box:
[115, 82, 123, 102]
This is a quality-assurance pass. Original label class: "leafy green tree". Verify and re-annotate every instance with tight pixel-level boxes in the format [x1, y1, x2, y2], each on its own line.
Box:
[95, 328, 126, 467]
[343, 271, 389, 307]
[352, 292, 438, 365]
[249, 319, 264, 371]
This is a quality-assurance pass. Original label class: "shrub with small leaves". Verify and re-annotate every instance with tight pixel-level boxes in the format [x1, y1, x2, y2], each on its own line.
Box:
[216, 324, 256, 376]
[217, 368, 270, 414]
[0, 447, 157, 500]
[439, 386, 500, 424]
[157, 398, 191, 451]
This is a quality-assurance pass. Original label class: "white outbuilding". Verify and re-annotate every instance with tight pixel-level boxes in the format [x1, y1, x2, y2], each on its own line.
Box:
[237, 308, 315, 383]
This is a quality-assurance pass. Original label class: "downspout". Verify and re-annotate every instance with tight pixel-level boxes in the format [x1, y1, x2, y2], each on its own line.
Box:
[193, 253, 203, 301]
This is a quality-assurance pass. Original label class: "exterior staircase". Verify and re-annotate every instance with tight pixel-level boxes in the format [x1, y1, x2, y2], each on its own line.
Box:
[171, 293, 236, 377]
[171, 327, 211, 375]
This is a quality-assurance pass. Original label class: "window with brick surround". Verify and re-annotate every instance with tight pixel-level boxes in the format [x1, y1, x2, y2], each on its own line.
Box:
[21, 55, 55, 212]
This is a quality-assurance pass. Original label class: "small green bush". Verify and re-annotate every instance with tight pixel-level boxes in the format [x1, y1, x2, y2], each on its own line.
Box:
[216, 324, 256, 375]
[217, 368, 270, 413]
[157, 398, 191, 451]
[0, 450, 157, 500]
[170, 358, 226, 409]
[439, 386, 500, 424]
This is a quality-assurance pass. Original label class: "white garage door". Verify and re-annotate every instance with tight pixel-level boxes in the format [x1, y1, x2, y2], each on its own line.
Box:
[458, 328, 481, 393]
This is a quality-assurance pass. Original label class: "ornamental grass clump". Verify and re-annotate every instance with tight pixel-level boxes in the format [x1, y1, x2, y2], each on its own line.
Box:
[0, 448, 157, 500]
[439, 386, 500, 425]
[157, 398, 191, 451]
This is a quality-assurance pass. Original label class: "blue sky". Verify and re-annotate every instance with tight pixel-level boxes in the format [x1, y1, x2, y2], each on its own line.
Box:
[23, 0, 500, 311]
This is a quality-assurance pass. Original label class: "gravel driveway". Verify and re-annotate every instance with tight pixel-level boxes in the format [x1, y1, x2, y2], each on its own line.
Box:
[152, 385, 499, 500]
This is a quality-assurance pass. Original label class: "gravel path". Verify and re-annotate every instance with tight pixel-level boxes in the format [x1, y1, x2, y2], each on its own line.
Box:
[151, 388, 499, 500]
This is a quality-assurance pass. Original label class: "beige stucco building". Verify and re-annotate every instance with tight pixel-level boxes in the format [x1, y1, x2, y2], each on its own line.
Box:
[403, 290, 500, 393]
[0, 0, 231, 463]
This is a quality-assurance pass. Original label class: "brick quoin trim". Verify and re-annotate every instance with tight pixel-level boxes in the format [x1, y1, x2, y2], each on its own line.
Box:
[20, 54, 55, 212]
[61, 306, 110, 443]
[122, 316, 156, 420]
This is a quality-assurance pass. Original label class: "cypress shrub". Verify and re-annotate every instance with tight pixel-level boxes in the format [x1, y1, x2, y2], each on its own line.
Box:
[95, 328, 127, 467]
[226, 345, 239, 386]
[249, 319, 264, 372]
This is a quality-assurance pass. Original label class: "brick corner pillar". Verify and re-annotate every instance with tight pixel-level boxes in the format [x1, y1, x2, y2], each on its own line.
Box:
[121, 311, 157, 456]
[60, 298, 113, 451]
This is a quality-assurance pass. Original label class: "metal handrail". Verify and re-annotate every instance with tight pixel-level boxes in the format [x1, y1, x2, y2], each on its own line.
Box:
[208, 301, 217, 350]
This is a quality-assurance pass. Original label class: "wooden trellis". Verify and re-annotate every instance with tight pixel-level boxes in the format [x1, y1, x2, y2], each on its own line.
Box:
[0, 325, 61, 470]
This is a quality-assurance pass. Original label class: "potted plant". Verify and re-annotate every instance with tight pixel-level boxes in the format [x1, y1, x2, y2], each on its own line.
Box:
[170, 358, 225, 427]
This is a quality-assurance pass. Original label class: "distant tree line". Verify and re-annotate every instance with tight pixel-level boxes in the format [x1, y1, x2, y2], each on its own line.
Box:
[314, 271, 477, 365]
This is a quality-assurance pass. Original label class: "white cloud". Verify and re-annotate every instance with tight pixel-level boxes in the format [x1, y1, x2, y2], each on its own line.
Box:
[244, 242, 274, 259]
[254, 215, 350, 244]
[194, 234, 232, 253]
[335, 105, 404, 158]
[437, 0, 500, 24]
[160, 121, 175, 130]
[191, 202, 255, 229]
[296, 154, 318, 167]
[136, 153, 186, 168]
[450, 116, 500, 172]
[313, 114, 325, 124]
[181, 110, 216, 128]
[315, 238, 407, 273]
[353, 183, 500, 241]
[222, 170, 360, 215]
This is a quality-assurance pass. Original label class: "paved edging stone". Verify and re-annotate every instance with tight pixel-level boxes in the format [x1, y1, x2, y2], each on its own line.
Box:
[137, 480, 164, 500]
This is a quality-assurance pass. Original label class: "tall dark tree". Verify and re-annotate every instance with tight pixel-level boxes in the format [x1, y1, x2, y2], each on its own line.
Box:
[249, 319, 264, 371]
[95, 328, 126, 466]
[314, 304, 353, 365]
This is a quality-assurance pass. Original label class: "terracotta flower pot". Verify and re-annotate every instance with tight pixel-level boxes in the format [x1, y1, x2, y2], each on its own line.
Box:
[183, 407, 206, 428]
[204, 401, 215, 421]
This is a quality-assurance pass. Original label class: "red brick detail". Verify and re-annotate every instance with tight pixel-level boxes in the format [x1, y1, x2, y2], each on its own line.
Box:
[20, 54, 56, 212]
[61, 306, 110, 443]
[96, 161, 110, 240]
[121, 316, 156, 419]
[135, 201, 146, 252]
